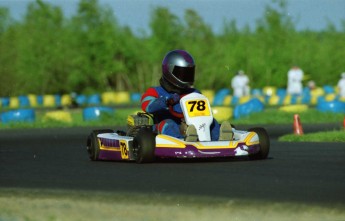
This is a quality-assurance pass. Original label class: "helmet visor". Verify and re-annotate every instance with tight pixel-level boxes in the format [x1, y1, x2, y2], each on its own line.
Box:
[172, 66, 195, 84]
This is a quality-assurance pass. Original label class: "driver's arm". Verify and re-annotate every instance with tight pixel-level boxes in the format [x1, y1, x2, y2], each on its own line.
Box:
[141, 88, 168, 113]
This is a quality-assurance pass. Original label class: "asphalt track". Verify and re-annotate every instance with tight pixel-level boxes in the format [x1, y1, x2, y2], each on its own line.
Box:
[0, 125, 344, 206]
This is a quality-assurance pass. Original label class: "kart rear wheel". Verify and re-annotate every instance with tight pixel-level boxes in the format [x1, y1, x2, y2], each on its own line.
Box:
[133, 127, 156, 163]
[248, 127, 270, 160]
[87, 129, 114, 161]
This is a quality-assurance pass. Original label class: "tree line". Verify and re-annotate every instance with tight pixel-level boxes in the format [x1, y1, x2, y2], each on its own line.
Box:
[0, 0, 344, 97]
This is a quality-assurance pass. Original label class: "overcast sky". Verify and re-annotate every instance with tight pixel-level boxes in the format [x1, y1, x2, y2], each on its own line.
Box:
[1, 0, 344, 34]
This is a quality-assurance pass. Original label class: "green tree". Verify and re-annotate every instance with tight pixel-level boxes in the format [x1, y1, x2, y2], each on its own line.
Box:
[254, 0, 296, 88]
[12, 0, 67, 94]
[181, 9, 217, 89]
[68, 0, 123, 93]
[141, 7, 184, 89]
[149, 7, 184, 52]
[0, 0, 344, 97]
[0, 7, 17, 96]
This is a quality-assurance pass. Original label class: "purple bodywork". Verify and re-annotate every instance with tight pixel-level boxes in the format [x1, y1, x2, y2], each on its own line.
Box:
[97, 136, 261, 161]
[154, 143, 260, 159]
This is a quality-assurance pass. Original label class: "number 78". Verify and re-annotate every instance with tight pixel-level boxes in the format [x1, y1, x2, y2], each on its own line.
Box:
[188, 100, 206, 112]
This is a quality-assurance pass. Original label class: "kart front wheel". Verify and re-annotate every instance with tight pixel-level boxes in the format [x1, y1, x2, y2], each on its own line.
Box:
[248, 127, 270, 160]
[133, 127, 156, 163]
[87, 129, 114, 161]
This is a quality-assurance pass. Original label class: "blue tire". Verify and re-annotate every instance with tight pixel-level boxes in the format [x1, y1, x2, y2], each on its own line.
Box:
[1, 109, 35, 123]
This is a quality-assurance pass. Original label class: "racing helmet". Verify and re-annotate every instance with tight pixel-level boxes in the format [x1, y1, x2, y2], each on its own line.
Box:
[160, 50, 195, 93]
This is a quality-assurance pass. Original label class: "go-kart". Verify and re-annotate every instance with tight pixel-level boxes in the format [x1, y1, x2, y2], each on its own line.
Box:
[86, 92, 270, 163]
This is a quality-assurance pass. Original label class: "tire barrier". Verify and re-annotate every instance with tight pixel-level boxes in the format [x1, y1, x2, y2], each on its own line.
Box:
[267, 94, 280, 106]
[37, 95, 43, 106]
[2, 86, 343, 110]
[212, 106, 233, 122]
[239, 95, 251, 104]
[276, 88, 287, 98]
[12, 95, 35, 108]
[2, 92, 139, 109]
[201, 90, 215, 104]
[251, 88, 262, 96]
[317, 100, 345, 113]
[114, 91, 130, 104]
[262, 86, 277, 96]
[102, 91, 130, 105]
[76, 94, 87, 106]
[18, 95, 30, 107]
[131, 93, 142, 103]
[87, 94, 101, 105]
[310, 87, 325, 97]
[83, 106, 115, 121]
[43, 95, 56, 108]
[324, 93, 337, 102]
[233, 98, 264, 119]
[61, 94, 72, 107]
[282, 95, 302, 105]
[43, 111, 72, 123]
[279, 104, 309, 113]
[323, 85, 335, 94]
[28, 94, 38, 107]
[0, 97, 10, 107]
[101, 92, 117, 105]
[301, 93, 311, 104]
[9, 97, 20, 109]
[55, 95, 62, 107]
[213, 89, 230, 106]
[1, 109, 35, 124]
[222, 95, 239, 106]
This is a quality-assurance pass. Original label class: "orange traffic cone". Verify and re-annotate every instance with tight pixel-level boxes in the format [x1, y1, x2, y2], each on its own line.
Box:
[293, 114, 304, 135]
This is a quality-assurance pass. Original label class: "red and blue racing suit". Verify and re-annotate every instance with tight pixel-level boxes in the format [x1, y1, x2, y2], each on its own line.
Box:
[141, 86, 220, 140]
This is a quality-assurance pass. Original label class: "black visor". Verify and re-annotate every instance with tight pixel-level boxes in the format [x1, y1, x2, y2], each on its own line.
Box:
[172, 66, 195, 83]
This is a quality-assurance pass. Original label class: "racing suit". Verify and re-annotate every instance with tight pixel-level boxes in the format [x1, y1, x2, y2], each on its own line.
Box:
[287, 67, 304, 95]
[141, 86, 220, 140]
[337, 75, 345, 98]
[231, 74, 250, 97]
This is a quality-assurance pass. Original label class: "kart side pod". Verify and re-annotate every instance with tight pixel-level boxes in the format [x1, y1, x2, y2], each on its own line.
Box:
[86, 126, 270, 163]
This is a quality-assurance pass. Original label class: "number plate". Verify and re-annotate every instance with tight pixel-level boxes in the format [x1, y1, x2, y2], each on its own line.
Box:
[185, 99, 211, 117]
[120, 140, 129, 159]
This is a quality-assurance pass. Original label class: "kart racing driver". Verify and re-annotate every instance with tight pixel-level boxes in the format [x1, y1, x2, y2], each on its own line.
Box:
[141, 49, 232, 141]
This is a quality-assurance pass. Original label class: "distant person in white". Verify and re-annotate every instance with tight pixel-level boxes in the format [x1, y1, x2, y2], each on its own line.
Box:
[287, 66, 304, 95]
[337, 72, 345, 98]
[231, 70, 250, 97]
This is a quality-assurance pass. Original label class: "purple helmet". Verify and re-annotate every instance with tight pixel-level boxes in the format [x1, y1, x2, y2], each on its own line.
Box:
[161, 50, 195, 92]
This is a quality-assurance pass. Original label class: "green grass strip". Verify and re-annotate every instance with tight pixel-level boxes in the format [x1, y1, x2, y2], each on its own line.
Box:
[279, 130, 345, 142]
[1, 108, 344, 129]
[0, 188, 344, 221]
[232, 109, 344, 125]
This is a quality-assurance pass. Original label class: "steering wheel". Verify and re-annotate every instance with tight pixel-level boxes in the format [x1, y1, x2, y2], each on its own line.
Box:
[167, 101, 184, 119]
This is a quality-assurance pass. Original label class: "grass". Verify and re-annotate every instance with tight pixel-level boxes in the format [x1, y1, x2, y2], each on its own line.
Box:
[1, 188, 344, 221]
[232, 109, 345, 142]
[1, 107, 344, 129]
[1, 108, 344, 220]
[1, 107, 344, 143]
[279, 130, 345, 142]
[0, 107, 141, 129]
[231, 108, 344, 125]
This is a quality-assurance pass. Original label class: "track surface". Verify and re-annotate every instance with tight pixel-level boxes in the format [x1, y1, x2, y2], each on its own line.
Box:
[0, 126, 344, 206]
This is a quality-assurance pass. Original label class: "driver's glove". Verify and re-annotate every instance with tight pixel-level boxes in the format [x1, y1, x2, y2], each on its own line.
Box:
[166, 93, 180, 106]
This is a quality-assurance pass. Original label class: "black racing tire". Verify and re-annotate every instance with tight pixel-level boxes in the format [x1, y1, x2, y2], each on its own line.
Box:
[133, 127, 156, 164]
[87, 129, 114, 161]
[248, 127, 270, 160]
